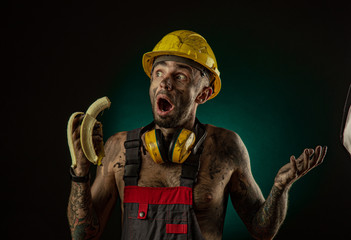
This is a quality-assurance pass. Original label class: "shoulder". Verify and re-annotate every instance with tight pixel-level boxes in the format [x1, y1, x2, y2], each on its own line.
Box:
[105, 131, 127, 147]
[205, 124, 239, 139]
[205, 124, 246, 151]
[101, 131, 128, 167]
[204, 124, 249, 165]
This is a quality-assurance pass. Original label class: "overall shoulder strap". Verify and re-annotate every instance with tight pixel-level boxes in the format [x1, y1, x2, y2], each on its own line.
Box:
[123, 122, 155, 186]
[123, 128, 142, 186]
[180, 118, 207, 188]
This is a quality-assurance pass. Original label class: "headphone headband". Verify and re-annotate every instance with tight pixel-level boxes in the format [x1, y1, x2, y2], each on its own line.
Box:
[143, 118, 207, 164]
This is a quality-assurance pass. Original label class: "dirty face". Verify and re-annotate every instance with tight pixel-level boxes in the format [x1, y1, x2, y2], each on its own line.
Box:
[149, 60, 208, 128]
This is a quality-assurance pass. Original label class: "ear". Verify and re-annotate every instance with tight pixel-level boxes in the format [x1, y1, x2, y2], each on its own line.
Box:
[195, 86, 213, 104]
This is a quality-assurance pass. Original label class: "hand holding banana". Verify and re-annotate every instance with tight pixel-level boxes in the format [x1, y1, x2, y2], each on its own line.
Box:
[67, 97, 111, 170]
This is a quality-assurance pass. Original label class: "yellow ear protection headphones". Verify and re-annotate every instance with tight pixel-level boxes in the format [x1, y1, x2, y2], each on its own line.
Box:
[142, 119, 207, 164]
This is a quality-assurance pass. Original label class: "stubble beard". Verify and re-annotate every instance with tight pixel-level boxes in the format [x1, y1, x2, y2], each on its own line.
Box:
[151, 97, 193, 129]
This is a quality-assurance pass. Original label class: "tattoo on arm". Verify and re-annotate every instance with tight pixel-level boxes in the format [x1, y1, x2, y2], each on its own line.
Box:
[253, 185, 288, 238]
[67, 181, 99, 239]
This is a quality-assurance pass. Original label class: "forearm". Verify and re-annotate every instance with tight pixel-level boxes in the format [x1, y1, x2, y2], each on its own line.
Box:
[67, 181, 100, 240]
[251, 185, 288, 239]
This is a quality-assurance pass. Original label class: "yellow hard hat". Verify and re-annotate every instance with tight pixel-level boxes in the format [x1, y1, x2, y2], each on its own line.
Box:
[142, 30, 221, 100]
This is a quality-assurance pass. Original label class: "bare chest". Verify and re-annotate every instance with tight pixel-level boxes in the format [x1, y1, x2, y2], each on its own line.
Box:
[136, 150, 233, 210]
[137, 152, 182, 187]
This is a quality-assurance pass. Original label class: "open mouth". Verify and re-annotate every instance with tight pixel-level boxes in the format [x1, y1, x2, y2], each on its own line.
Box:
[156, 95, 174, 115]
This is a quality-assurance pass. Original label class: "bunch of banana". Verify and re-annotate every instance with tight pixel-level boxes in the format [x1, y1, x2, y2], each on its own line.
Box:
[67, 97, 111, 168]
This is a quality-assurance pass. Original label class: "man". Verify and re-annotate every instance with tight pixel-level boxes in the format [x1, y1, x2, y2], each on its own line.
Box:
[67, 30, 327, 240]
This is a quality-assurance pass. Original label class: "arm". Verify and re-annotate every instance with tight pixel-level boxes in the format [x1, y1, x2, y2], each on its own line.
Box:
[230, 144, 287, 240]
[252, 146, 327, 239]
[67, 178, 100, 239]
[67, 156, 118, 239]
[250, 184, 288, 239]
[67, 115, 119, 239]
[230, 133, 327, 239]
[228, 133, 267, 239]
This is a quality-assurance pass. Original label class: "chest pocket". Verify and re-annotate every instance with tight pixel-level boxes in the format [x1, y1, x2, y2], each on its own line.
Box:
[123, 186, 193, 240]
[125, 203, 189, 240]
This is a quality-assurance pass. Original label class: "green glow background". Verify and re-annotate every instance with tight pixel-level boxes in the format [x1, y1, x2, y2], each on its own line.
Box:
[7, 1, 350, 239]
[100, 21, 349, 239]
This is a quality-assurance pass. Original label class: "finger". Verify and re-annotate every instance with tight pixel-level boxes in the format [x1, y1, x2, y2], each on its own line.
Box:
[316, 146, 328, 166]
[93, 130, 103, 138]
[93, 135, 104, 152]
[307, 148, 314, 169]
[301, 146, 320, 175]
[296, 149, 306, 163]
[303, 149, 310, 170]
[93, 121, 102, 130]
[290, 155, 298, 175]
[73, 136, 82, 150]
[308, 148, 315, 161]
[92, 135, 103, 144]
[300, 149, 311, 177]
[310, 146, 321, 168]
[72, 115, 85, 139]
[74, 119, 103, 140]
[72, 125, 80, 140]
[296, 148, 312, 167]
[72, 114, 85, 132]
[93, 122, 103, 137]
[294, 151, 305, 173]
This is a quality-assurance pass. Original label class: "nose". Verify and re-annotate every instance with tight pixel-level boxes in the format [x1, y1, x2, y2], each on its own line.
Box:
[160, 77, 173, 91]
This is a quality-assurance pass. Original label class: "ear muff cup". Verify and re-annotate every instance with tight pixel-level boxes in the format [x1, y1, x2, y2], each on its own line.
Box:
[144, 129, 164, 164]
[155, 129, 169, 163]
[167, 128, 183, 162]
[145, 128, 196, 164]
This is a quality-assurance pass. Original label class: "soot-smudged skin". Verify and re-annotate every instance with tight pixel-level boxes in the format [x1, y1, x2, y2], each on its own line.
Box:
[67, 59, 328, 240]
[101, 124, 252, 240]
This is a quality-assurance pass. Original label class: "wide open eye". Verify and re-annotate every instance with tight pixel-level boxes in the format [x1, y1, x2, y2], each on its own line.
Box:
[175, 74, 187, 81]
[155, 70, 163, 78]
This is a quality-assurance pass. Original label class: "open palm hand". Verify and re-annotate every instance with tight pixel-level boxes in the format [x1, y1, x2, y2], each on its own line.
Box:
[274, 146, 328, 190]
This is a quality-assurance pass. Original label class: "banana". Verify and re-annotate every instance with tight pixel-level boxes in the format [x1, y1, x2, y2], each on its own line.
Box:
[67, 112, 84, 168]
[67, 96, 111, 168]
[80, 97, 111, 165]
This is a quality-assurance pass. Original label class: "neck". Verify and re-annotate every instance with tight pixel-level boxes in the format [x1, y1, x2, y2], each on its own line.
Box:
[155, 116, 196, 142]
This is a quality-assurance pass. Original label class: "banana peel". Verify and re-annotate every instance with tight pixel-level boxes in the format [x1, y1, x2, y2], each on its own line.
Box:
[67, 97, 111, 168]
[67, 111, 84, 168]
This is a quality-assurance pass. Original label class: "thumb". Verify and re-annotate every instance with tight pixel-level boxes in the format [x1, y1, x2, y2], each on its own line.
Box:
[290, 155, 298, 177]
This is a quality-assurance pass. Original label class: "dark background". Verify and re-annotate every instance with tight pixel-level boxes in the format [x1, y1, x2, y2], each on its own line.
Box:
[6, 1, 351, 239]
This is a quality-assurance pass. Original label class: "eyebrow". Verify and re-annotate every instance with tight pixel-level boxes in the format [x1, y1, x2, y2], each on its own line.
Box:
[175, 63, 193, 74]
[152, 61, 194, 74]
[151, 61, 166, 74]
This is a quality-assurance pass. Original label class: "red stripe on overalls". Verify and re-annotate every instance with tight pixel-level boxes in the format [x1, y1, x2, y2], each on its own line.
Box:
[123, 186, 193, 205]
[166, 223, 188, 234]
